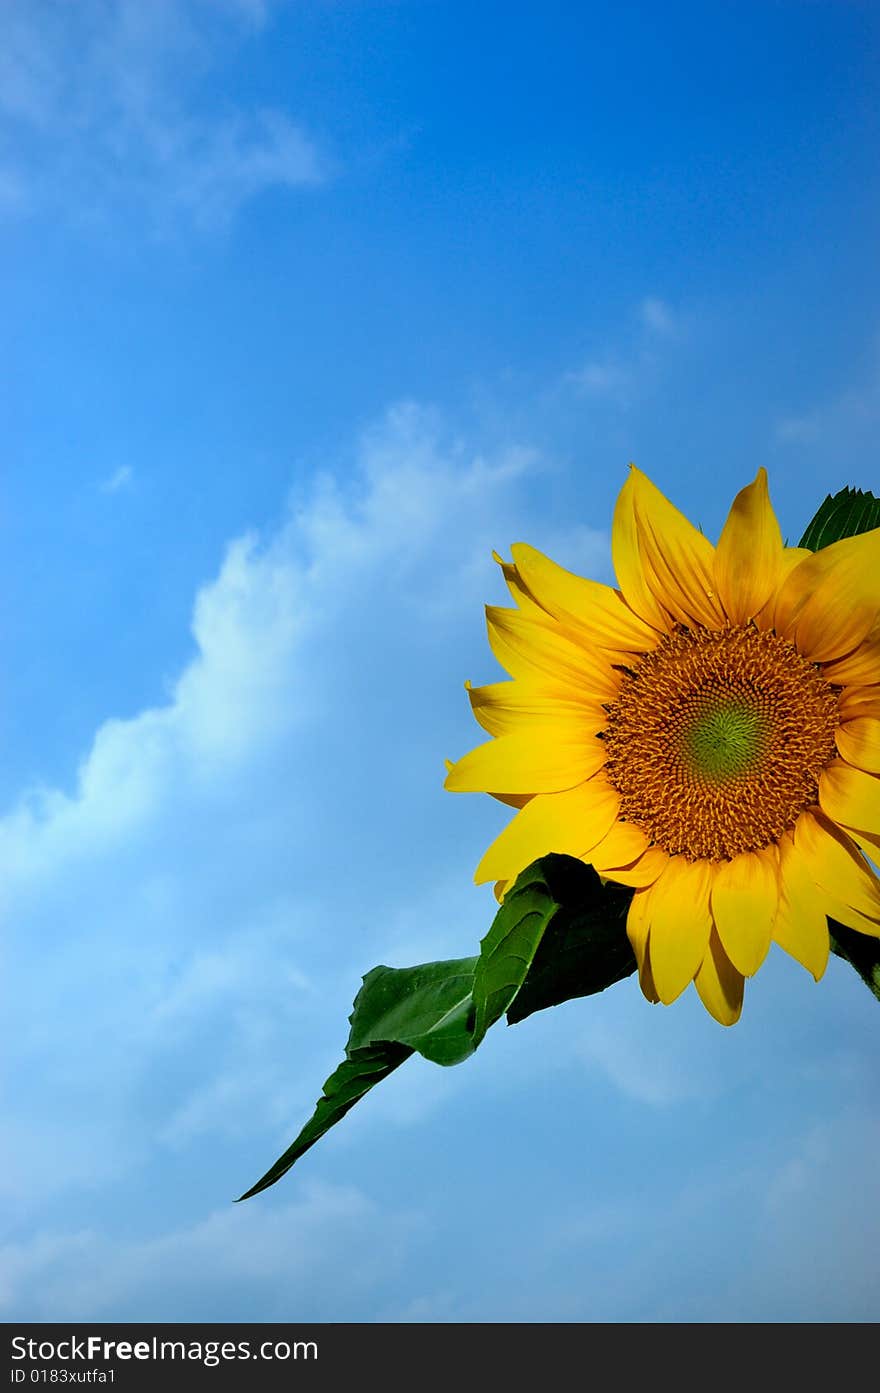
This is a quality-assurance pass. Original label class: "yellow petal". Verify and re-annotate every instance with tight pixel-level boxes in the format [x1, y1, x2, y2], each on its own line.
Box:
[837, 685, 880, 721]
[509, 542, 659, 653]
[485, 606, 619, 700]
[626, 888, 660, 1003]
[714, 468, 785, 623]
[449, 755, 525, 799]
[773, 832, 830, 980]
[492, 552, 547, 619]
[836, 717, 880, 775]
[794, 808, 880, 922]
[611, 469, 671, 630]
[466, 679, 605, 738]
[587, 818, 652, 872]
[638, 948, 661, 1005]
[774, 529, 880, 662]
[474, 777, 621, 884]
[772, 551, 815, 637]
[818, 759, 880, 838]
[826, 899, 880, 938]
[626, 886, 650, 971]
[600, 843, 670, 888]
[444, 728, 607, 794]
[847, 825, 880, 857]
[709, 848, 778, 976]
[821, 625, 880, 687]
[629, 466, 727, 628]
[642, 857, 713, 1004]
[694, 929, 745, 1026]
[755, 546, 811, 630]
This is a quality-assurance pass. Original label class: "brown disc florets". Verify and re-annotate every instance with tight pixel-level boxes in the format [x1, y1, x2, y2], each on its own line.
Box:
[602, 625, 840, 860]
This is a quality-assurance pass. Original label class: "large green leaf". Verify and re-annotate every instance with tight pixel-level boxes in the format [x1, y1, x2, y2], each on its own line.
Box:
[347, 957, 479, 1067]
[507, 863, 636, 1025]
[798, 486, 880, 551]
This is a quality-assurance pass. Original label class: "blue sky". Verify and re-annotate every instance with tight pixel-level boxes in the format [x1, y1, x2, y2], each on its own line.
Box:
[1, 0, 879, 1323]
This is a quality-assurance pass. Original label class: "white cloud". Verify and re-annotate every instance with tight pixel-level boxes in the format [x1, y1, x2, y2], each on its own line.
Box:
[0, 166, 26, 212]
[0, 401, 582, 1222]
[775, 351, 880, 449]
[640, 295, 676, 336]
[576, 1013, 709, 1106]
[0, 1181, 423, 1320]
[0, 0, 327, 233]
[746, 1112, 880, 1321]
[775, 415, 820, 443]
[2, 402, 546, 877]
[518, 1104, 880, 1324]
[215, 0, 272, 27]
[99, 465, 134, 493]
[0, 401, 621, 1317]
[564, 359, 632, 401]
[6, 1097, 876, 1323]
[564, 294, 681, 406]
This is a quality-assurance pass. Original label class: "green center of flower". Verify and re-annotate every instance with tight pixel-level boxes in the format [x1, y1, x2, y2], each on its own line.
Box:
[683, 700, 769, 780]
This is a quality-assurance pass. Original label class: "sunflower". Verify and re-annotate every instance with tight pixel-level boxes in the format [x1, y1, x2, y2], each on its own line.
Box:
[444, 467, 880, 1025]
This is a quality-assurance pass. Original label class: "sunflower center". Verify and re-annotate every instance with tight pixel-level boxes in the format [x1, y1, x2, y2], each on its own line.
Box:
[683, 700, 769, 780]
[602, 625, 839, 860]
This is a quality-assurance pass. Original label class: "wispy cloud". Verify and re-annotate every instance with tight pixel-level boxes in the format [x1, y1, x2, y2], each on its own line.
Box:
[6, 406, 520, 880]
[564, 293, 681, 406]
[0, 1181, 423, 1320]
[564, 358, 632, 403]
[639, 295, 677, 337]
[0, 0, 329, 235]
[774, 345, 880, 450]
[576, 1015, 708, 1106]
[0, 401, 569, 1219]
[99, 465, 134, 493]
[775, 415, 820, 444]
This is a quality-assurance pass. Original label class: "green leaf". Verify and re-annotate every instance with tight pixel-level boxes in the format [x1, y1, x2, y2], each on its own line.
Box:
[829, 918, 880, 1003]
[237, 1041, 411, 1201]
[347, 957, 479, 1067]
[507, 863, 636, 1025]
[798, 487, 880, 551]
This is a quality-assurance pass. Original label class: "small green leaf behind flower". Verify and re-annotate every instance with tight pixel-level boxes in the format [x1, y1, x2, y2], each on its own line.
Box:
[798, 486, 880, 551]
